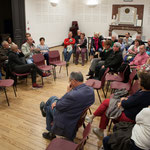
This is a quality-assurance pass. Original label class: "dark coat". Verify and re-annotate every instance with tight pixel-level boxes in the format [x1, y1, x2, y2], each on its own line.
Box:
[0, 48, 10, 68]
[100, 48, 113, 61]
[52, 84, 95, 140]
[8, 51, 25, 71]
[104, 50, 123, 72]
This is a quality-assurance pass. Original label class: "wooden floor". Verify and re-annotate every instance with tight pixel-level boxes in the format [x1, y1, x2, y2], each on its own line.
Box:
[0, 46, 110, 150]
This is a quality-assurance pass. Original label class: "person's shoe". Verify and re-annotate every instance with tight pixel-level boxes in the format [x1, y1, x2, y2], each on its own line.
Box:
[66, 62, 69, 67]
[93, 128, 104, 139]
[42, 132, 56, 140]
[40, 101, 46, 117]
[42, 73, 51, 78]
[85, 115, 94, 123]
[86, 76, 94, 80]
[32, 83, 43, 89]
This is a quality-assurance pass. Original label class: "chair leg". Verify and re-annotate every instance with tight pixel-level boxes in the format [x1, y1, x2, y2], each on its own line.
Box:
[108, 119, 113, 132]
[52, 68, 55, 81]
[88, 108, 92, 115]
[66, 66, 68, 76]
[105, 81, 110, 98]
[102, 88, 106, 98]
[59, 66, 62, 73]
[13, 85, 17, 97]
[3, 88, 10, 106]
[96, 90, 102, 103]
[54, 66, 56, 80]
[83, 123, 86, 129]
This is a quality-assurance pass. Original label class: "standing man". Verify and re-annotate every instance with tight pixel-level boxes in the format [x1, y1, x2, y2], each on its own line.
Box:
[40, 72, 95, 141]
[63, 32, 75, 65]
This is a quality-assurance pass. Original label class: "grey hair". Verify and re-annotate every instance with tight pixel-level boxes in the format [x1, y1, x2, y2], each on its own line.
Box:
[70, 72, 84, 82]
[1, 41, 8, 46]
[114, 42, 121, 48]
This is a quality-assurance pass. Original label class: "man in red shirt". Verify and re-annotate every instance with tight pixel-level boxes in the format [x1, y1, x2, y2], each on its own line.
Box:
[63, 32, 75, 65]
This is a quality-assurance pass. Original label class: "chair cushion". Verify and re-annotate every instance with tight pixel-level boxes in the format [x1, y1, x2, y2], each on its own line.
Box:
[46, 138, 78, 150]
[50, 61, 66, 66]
[86, 79, 102, 89]
[38, 65, 52, 71]
[0, 79, 14, 87]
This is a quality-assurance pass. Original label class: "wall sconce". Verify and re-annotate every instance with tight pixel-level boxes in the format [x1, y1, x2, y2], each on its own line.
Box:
[49, 0, 59, 7]
[86, 0, 99, 7]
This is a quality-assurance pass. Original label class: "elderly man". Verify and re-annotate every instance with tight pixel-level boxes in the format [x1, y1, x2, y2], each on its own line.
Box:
[130, 45, 149, 68]
[40, 72, 95, 141]
[21, 36, 40, 64]
[63, 32, 75, 65]
[94, 42, 123, 80]
[8, 44, 50, 88]
[123, 32, 133, 50]
[132, 34, 145, 46]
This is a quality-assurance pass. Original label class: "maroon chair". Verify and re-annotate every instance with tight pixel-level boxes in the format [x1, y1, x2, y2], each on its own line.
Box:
[49, 50, 68, 80]
[86, 68, 109, 103]
[0, 79, 17, 106]
[105, 65, 129, 97]
[46, 123, 91, 150]
[12, 72, 30, 90]
[110, 70, 137, 93]
[32, 53, 54, 82]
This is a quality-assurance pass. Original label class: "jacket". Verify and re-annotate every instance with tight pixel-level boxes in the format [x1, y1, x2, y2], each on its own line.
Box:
[52, 84, 95, 140]
[64, 38, 75, 48]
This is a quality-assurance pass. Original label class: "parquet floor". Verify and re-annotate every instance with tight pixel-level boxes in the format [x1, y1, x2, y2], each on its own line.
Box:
[0, 46, 111, 150]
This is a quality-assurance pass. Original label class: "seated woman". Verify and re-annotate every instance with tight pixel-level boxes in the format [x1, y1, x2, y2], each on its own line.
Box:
[90, 32, 103, 60]
[75, 33, 87, 66]
[86, 69, 150, 139]
[6, 36, 15, 47]
[103, 107, 150, 150]
[37, 37, 49, 65]
[123, 39, 140, 63]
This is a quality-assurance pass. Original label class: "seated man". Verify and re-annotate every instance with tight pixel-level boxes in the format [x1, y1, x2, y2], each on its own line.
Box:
[146, 39, 150, 56]
[87, 40, 113, 79]
[123, 32, 133, 50]
[8, 44, 50, 88]
[94, 42, 123, 80]
[40, 72, 95, 141]
[21, 36, 40, 64]
[110, 35, 118, 48]
[131, 34, 145, 46]
[129, 45, 149, 69]
[63, 31, 75, 65]
[0, 41, 11, 78]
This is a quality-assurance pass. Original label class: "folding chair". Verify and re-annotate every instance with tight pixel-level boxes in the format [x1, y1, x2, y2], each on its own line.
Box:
[0, 79, 17, 106]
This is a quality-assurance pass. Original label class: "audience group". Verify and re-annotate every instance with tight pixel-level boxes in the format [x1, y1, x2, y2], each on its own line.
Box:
[0, 31, 150, 150]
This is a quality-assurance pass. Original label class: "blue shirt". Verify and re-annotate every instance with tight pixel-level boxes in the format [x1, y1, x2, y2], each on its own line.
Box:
[37, 44, 49, 54]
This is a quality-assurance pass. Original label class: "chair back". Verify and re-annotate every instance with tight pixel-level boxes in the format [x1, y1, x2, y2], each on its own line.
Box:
[129, 70, 137, 83]
[49, 50, 60, 63]
[101, 68, 109, 87]
[76, 123, 91, 150]
[32, 53, 45, 66]
[76, 107, 89, 129]
[129, 80, 140, 95]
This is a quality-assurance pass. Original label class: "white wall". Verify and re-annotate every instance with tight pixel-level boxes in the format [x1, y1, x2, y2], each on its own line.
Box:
[25, 0, 150, 47]
[72, 0, 150, 39]
[25, 0, 74, 47]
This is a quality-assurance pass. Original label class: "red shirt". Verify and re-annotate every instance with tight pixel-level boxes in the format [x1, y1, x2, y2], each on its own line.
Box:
[64, 38, 75, 48]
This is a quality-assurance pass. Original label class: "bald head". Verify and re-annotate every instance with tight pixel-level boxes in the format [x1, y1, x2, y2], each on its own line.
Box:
[2, 41, 9, 49]
[11, 44, 18, 52]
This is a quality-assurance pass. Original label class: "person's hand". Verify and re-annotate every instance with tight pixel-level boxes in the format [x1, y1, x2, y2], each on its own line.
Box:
[101, 65, 105, 69]
[120, 97, 128, 101]
[51, 102, 56, 109]
[67, 84, 73, 92]
[79, 47, 81, 51]
[117, 102, 121, 108]
[77, 44, 80, 47]
[93, 48, 95, 51]
[30, 47, 34, 51]
[36, 48, 40, 51]
[17, 49, 21, 53]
